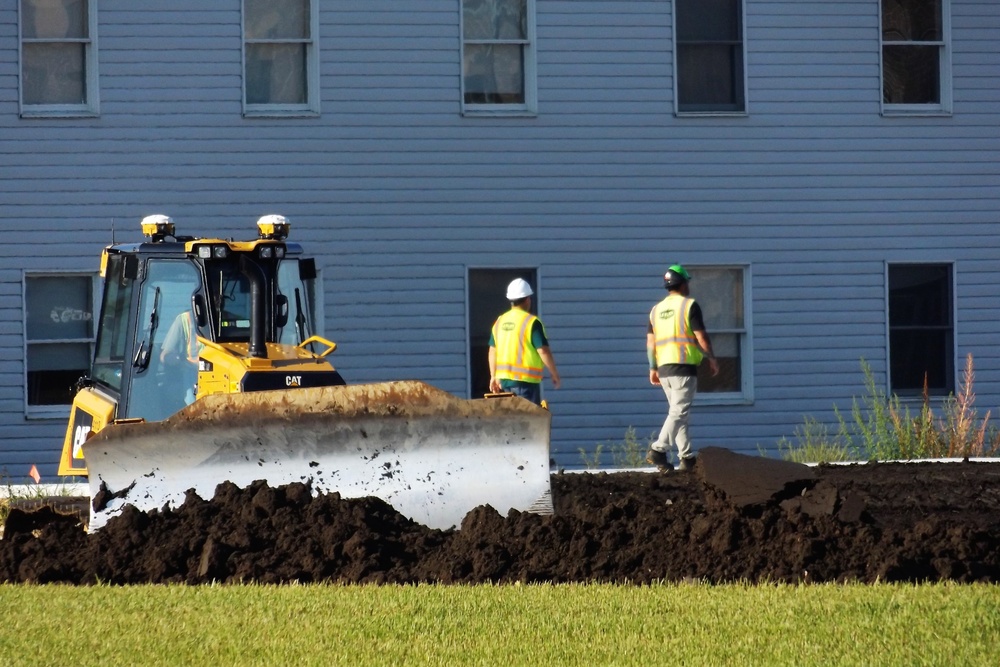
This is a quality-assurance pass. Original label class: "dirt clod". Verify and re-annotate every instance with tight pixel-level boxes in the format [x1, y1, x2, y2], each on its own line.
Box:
[3, 450, 999, 584]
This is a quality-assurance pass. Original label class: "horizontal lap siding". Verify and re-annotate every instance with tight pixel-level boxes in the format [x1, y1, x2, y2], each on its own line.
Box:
[0, 1, 998, 476]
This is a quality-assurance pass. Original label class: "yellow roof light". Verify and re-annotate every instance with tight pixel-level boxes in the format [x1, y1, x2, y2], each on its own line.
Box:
[141, 214, 175, 242]
[257, 214, 290, 240]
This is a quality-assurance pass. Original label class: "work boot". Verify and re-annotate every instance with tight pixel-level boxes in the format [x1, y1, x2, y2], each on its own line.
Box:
[646, 448, 673, 472]
[677, 456, 697, 472]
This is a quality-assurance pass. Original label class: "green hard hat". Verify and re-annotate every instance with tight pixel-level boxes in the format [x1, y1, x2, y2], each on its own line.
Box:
[663, 264, 691, 289]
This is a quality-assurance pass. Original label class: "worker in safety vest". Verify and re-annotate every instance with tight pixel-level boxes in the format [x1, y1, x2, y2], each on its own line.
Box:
[488, 278, 561, 405]
[160, 311, 201, 365]
[646, 264, 719, 472]
[159, 310, 202, 405]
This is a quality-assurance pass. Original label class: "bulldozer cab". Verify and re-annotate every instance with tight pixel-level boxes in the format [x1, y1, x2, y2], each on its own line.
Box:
[88, 233, 320, 424]
[58, 215, 331, 478]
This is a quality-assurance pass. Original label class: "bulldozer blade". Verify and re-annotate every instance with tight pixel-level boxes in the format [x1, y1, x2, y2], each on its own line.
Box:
[84, 381, 552, 531]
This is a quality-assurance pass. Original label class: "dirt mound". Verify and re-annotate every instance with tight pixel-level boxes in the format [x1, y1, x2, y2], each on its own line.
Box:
[3, 448, 1000, 584]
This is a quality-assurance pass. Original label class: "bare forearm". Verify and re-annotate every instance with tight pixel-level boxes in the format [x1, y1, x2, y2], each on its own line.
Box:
[538, 347, 561, 387]
[694, 330, 714, 360]
[694, 330, 720, 377]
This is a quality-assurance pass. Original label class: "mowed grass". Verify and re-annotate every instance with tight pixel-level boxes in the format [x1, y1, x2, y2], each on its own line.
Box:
[2, 583, 999, 666]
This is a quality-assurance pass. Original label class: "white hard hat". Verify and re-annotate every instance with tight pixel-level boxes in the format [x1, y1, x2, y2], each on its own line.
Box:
[506, 278, 534, 300]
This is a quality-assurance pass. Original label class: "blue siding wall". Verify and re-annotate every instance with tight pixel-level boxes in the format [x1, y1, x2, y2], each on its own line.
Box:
[0, 1, 998, 478]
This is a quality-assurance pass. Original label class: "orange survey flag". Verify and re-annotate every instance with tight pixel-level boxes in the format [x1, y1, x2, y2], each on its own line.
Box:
[29, 465, 40, 484]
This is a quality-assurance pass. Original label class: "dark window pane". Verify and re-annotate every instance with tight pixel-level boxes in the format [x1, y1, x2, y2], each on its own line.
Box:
[27, 367, 85, 405]
[677, 0, 740, 42]
[27, 342, 90, 405]
[468, 268, 537, 399]
[888, 264, 950, 326]
[677, 44, 742, 111]
[21, 0, 87, 39]
[22, 42, 86, 105]
[883, 45, 940, 104]
[245, 0, 308, 39]
[697, 333, 740, 392]
[246, 43, 307, 104]
[888, 264, 953, 395]
[890, 329, 951, 393]
[881, 0, 941, 41]
[26, 275, 93, 340]
[464, 43, 525, 104]
[463, 0, 526, 40]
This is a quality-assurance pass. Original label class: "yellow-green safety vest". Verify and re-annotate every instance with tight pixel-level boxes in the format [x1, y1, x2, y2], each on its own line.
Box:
[179, 312, 202, 363]
[493, 308, 544, 383]
[650, 293, 704, 366]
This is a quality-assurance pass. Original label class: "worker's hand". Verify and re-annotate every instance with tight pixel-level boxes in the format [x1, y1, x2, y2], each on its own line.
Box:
[550, 374, 561, 390]
[649, 369, 660, 386]
[708, 358, 720, 377]
[489, 377, 501, 393]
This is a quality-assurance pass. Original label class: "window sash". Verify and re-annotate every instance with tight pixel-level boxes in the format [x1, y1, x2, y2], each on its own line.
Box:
[19, 0, 97, 115]
[686, 266, 751, 401]
[242, 0, 318, 115]
[461, 0, 536, 114]
[674, 0, 746, 113]
[880, 0, 950, 112]
[24, 272, 98, 413]
[887, 263, 954, 395]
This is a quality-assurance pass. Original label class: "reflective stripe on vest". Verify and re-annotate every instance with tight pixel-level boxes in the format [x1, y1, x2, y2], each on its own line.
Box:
[650, 294, 704, 366]
[493, 308, 544, 383]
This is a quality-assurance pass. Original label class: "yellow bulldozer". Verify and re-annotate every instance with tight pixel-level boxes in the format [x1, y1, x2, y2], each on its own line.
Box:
[41, 215, 551, 532]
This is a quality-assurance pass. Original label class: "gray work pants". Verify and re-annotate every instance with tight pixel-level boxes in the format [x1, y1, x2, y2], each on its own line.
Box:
[653, 375, 698, 461]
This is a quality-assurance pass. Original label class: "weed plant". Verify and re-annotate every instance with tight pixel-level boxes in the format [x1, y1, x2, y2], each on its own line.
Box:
[581, 426, 652, 469]
[782, 354, 1000, 462]
[775, 417, 855, 464]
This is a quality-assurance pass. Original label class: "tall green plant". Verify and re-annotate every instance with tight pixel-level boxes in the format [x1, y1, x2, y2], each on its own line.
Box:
[839, 359, 899, 459]
[579, 444, 604, 470]
[776, 416, 853, 464]
[582, 427, 652, 469]
[784, 354, 999, 462]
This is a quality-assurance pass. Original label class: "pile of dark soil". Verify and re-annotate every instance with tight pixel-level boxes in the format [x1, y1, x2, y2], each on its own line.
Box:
[3, 448, 999, 585]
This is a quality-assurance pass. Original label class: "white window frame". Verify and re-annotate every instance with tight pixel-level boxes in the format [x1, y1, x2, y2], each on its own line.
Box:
[460, 0, 538, 117]
[880, 0, 952, 116]
[18, 0, 100, 118]
[23, 271, 100, 419]
[242, 0, 320, 118]
[685, 264, 753, 405]
[885, 261, 956, 397]
[672, 0, 748, 117]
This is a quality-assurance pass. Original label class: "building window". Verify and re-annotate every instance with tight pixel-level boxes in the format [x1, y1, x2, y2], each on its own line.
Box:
[24, 273, 97, 415]
[674, 0, 746, 114]
[461, 0, 537, 115]
[243, 0, 319, 116]
[19, 0, 99, 117]
[467, 268, 538, 399]
[881, 0, 951, 114]
[688, 266, 751, 401]
[887, 263, 954, 396]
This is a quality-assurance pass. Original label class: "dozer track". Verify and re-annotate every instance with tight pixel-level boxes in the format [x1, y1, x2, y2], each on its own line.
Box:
[84, 381, 553, 531]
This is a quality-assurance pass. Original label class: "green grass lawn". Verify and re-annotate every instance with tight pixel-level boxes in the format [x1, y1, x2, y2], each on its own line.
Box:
[1, 583, 998, 666]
